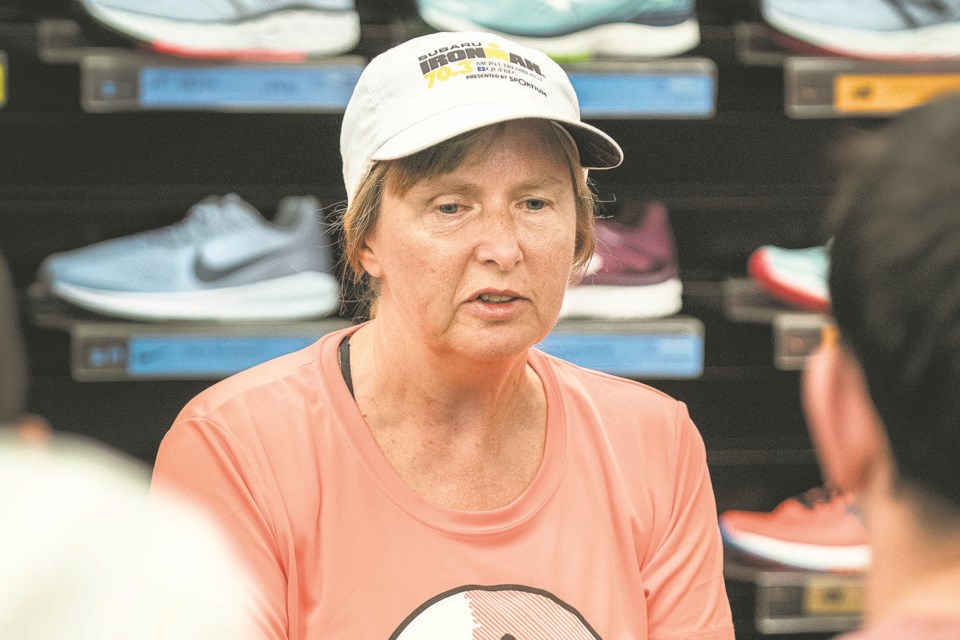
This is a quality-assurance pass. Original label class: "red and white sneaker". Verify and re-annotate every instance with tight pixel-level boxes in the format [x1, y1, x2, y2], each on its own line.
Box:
[719, 487, 870, 573]
[748, 243, 830, 313]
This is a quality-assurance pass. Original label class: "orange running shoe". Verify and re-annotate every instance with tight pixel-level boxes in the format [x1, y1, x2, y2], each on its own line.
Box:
[719, 487, 869, 573]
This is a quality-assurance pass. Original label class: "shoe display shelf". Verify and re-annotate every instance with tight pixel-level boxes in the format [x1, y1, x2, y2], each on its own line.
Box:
[28, 283, 353, 381]
[722, 278, 829, 371]
[725, 557, 863, 636]
[38, 18, 718, 118]
[38, 18, 367, 113]
[736, 21, 960, 119]
[29, 282, 705, 382]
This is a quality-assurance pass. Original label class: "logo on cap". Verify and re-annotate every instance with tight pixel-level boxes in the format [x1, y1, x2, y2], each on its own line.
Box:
[418, 41, 546, 91]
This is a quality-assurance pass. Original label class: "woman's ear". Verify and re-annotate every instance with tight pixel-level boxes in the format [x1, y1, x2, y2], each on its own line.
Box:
[358, 234, 383, 279]
[802, 341, 889, 492]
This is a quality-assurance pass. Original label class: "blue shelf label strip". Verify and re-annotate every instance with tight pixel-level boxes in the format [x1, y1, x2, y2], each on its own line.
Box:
[537, 332, 704, 378]
[104, 331, 702, 378]
[569, 73, 714, 117]
[127, 335, 318, 376]
[121, 64, 711, 115]
[137, 66, 364, 109]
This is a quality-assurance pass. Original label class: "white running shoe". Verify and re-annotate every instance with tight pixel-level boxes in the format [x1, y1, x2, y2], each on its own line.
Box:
[74, 0, 360, 59]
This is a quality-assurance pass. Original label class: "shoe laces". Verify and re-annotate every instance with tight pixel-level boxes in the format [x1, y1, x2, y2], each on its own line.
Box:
[795, 485, 846, 508]
[137, 196, 255, 248]
[883, 0, 950, 26]
[794, 486, 863, 519]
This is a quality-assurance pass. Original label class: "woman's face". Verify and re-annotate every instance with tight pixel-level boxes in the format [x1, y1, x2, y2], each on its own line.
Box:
[360, 120, 578, 362]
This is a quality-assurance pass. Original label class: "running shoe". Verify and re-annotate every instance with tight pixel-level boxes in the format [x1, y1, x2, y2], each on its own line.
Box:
[720, 487, 870, 573]
[37, 194, 340, 321]
[748, 243, 830, 313]
[73, 0, 360, 60]
[560, 201, 683, 319]
[761, 0, 960, 60]
[417, 0, 700, 59]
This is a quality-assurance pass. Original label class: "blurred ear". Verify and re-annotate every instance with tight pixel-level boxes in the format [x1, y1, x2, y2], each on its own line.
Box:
[802, 342, 888, 492]
[358, 233, 384, 279]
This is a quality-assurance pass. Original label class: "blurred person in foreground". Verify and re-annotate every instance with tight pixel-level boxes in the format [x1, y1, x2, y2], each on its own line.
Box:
[803, 94, 960, 639]
[0, 251, 256, 639]
[152, 30, 734, 639]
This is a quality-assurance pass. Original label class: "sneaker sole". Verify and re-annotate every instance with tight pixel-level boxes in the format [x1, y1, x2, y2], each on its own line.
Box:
[763, 5, 960, 59]
[82, 5, 361, 59]
[51, 271, 339, 321]
[559, 277, 682, 319]
[419, 9, 700, 58]
[748, 250, 829, 313]
[720, 521, 870, 573]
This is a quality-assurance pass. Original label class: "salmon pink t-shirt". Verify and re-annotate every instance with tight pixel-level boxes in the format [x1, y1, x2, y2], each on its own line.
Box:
[152, 324, 733, 640]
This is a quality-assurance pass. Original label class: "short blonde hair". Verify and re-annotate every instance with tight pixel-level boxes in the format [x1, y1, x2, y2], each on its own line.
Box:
[339, 120, 597, 317]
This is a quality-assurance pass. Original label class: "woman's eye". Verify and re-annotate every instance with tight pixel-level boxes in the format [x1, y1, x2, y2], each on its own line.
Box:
[437, 203, 460, 215]
[525, 199, 547, 211]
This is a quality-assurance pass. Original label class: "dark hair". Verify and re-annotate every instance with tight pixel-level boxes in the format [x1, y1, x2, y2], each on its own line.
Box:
[827, 94, 960, 514]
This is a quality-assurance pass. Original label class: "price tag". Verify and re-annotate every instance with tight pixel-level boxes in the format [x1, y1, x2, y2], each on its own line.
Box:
[0, 51, 7, 108]
[835, 74, 960, 114]
[538, 319, 704, 378]
[570, 72, 715, 118]
[804, 578, 864, 615]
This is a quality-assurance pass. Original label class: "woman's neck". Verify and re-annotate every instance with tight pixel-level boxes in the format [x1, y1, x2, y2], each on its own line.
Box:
[346, 320, 549, 510]
[349, 320, 540, 436]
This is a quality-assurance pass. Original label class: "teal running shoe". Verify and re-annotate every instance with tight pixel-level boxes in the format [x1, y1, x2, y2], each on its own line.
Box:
[417, 0, 700, 59]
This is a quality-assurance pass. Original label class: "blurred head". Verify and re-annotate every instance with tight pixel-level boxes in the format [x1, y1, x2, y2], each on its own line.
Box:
[0, 252, 26, 427]
[806, 94, 960, 523]
[338, 30, 622, 318]
[0, 432, 258, 640]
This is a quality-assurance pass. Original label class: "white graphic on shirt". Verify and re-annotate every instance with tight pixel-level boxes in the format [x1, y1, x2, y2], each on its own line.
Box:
[390, 585, 601, 639]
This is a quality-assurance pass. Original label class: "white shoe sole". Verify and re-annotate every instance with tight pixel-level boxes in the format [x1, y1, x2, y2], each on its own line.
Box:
[763, 5, 960, 59]
[723, 527, 870, 573]
[51, 272, 340, 321]
[419, 9, 700, 58]
[559, 278, 682, 319]
[86, 5, 360, 57]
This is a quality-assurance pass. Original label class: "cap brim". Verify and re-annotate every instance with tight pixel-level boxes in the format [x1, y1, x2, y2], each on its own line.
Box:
[371, 101, 623, 170]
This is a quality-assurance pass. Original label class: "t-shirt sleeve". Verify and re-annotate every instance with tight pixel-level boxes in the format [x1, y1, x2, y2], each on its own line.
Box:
[641, 401, 734, 640]
[152, 417, 290, 640]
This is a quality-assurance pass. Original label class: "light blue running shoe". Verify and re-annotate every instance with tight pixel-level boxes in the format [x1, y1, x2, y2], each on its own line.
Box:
[74, 0, 360, 59]
[417, 0, 700, 59]
[762, 0, 960, 59]
[38, 195, 340, 321]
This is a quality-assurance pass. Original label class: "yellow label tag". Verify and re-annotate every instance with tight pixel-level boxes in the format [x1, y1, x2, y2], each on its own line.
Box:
[821, 323, 839, 348]
[0, 63, 6, 106]
[804, 578, 864, 615]
[835, 75, 960, 114]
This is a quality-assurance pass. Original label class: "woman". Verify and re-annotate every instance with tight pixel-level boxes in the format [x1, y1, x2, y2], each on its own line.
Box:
[153, 30, 733, 639]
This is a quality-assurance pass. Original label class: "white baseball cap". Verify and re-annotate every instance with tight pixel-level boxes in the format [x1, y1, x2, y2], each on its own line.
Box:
[340, 30, 624, 203]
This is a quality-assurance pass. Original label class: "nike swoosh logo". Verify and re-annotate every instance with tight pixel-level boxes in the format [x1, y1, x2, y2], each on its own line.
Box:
[193, 249, 279, 282]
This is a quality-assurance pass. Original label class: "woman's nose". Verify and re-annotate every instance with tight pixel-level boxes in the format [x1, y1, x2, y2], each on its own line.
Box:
[474, 206, 523, 270]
